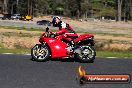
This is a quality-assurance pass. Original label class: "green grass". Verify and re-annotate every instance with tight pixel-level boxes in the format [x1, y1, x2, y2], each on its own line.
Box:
[0, 26, 45, 31]
[0, 32, 40, 37]
[0, 26, 58, 32]
[97, 51, 132, 58]
[0, 48, 30, 54]
[0, 43, 4, 50]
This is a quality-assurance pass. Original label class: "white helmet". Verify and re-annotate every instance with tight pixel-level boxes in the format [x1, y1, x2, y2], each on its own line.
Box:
[56, 16, 61, 20]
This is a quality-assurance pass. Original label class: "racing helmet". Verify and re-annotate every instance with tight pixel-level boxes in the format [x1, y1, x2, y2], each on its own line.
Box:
[56, 16, 61, 20]
[52, 16, 61, 27]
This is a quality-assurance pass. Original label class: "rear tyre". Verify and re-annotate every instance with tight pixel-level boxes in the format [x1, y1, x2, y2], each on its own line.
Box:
[75, 45, 96, 63]
[31, 44, 50, 62]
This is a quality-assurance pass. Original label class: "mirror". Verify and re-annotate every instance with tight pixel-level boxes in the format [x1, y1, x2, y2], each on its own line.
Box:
[46, 27, 49, 32]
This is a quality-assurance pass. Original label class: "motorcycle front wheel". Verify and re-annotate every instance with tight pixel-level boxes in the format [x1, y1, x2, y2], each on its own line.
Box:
[75, 45, 96, 63]
[31, 44, 50, 62]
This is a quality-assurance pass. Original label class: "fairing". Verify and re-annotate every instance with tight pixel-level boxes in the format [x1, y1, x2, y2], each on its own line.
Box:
[74, 34, 93, 43]
[40, 37, 70, 58]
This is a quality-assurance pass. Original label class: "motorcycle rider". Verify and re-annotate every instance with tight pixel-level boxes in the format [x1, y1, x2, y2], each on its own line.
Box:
[52, 16, 78, 46]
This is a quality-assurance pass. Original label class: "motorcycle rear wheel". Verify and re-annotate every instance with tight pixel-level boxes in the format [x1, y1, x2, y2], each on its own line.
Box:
[75, 45, 96, 63]
[31, 44, 50, 62]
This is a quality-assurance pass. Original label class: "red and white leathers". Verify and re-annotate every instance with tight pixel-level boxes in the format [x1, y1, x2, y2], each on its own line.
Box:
[55, 21, 78, 42]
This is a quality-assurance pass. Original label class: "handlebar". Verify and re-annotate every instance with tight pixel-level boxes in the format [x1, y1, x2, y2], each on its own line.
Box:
[44, 31, 56, 38]
[44, 27, 56, 38]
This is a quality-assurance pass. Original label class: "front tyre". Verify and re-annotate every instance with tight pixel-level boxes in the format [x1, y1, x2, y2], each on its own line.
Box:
[31, 44, 50, 62]
[75, 45, 96, 63]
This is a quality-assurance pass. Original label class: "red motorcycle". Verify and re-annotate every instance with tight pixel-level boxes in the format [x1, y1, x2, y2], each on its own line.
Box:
[31, 28, 96, 63]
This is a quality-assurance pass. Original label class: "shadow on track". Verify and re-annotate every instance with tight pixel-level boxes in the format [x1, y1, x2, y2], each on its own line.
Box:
[30, 58, 94, 63]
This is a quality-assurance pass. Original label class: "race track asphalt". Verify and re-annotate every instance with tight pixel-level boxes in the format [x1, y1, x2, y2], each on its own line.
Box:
[0, 54, 131, 88]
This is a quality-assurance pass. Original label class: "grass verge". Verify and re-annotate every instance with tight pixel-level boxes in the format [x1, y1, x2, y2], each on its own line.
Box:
[0, 48, 30, 54]
[0, 48, 132, 58]
[97, 51, 132, 58]
[0, 32, 40, 37]
[0, 26, 45, 31]
[0, 26, 58, 32]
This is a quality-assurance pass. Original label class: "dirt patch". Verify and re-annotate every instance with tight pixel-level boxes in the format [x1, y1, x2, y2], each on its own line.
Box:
[94, 34, 132, 43]
[0, 28, 41, 49]
[102, 43, 132, 51]
[0, 35, 39, 49]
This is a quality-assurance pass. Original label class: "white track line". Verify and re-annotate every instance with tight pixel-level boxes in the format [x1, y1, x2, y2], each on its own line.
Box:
[1, 53, 31, 55]
[106, 57, 118, 59]
[2, 53, 14, 55]
[25, 54, 31, 55]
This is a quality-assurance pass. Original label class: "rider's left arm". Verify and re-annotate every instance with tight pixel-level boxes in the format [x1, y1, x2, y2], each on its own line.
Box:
[55, 28, 66, 35]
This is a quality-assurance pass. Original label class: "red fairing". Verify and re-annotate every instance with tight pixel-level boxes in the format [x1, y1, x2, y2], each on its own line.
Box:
[65, 33, 78, 37]
[74, 34, 93, 43]
[56, 28, 67, 35]
[41, 37, 70, 58]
